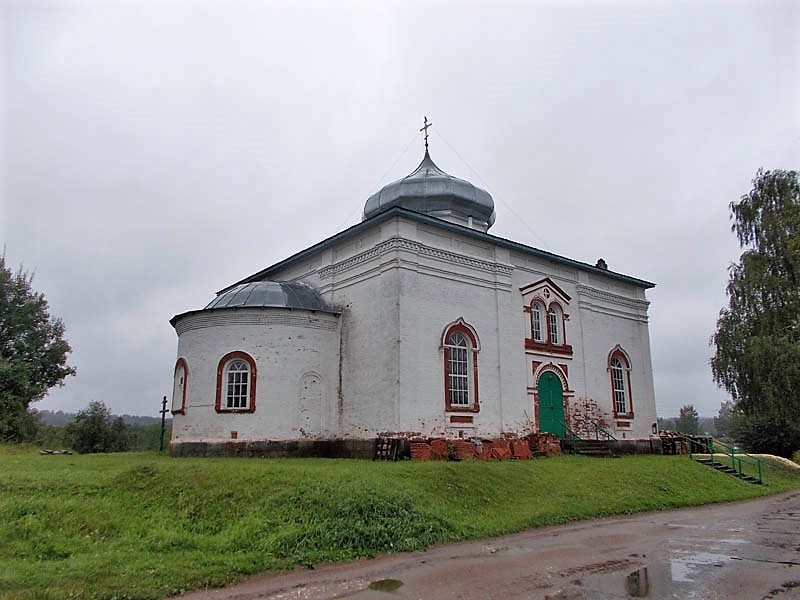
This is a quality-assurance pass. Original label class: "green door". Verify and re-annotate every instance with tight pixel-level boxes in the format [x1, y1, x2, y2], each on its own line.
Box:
[538, 371, 565, 438]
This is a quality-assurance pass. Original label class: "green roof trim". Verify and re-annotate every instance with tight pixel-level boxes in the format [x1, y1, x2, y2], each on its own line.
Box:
[218, 207, 655, 295]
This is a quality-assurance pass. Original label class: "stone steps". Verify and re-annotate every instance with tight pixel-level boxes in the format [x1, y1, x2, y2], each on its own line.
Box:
[564, 439, 617, 458]
[695, 458, 762, 484]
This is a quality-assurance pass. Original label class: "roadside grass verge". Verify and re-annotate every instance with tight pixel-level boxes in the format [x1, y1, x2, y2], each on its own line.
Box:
[1, 450, 798, 600]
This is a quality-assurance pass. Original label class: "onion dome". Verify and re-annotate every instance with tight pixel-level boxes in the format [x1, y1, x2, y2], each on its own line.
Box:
[363, 150, 496, 231]
[204, 281, 337, 313]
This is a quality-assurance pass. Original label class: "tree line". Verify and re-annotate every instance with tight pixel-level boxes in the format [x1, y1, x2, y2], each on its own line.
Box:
[26, 402, 171, 453]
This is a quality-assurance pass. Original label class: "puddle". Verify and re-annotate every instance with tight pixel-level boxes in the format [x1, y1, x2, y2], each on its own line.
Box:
[368, 579, 403, 592]
[626, 567, 650, 597]
[669, 551, 730, 583]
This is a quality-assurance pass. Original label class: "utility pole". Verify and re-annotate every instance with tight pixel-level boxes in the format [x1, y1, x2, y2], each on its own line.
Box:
[159, 395, 168, 452]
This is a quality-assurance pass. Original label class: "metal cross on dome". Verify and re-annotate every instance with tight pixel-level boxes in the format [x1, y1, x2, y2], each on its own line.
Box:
[420, 116, 433, 151]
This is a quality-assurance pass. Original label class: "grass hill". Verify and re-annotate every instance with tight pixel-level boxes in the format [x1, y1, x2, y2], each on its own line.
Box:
[1, 448, 798, 599]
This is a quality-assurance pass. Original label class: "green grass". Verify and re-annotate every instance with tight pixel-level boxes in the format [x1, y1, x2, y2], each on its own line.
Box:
[1, 449, 799, 600]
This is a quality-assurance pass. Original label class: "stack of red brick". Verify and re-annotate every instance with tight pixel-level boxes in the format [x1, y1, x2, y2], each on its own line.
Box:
[409, 432, 561, 461]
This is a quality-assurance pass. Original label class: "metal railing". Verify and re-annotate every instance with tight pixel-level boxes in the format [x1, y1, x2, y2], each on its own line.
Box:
[560, 420, 581, 454]
[558, 420, 617, 455]
[682, 435, 763, 483]
[586, 420, 617, 442]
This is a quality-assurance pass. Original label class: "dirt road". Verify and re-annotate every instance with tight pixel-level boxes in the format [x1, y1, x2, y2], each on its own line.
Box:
[178, 490, 800, 600]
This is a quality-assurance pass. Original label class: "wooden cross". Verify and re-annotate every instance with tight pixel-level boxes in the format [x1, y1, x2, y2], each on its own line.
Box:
[159, 395, 168, 452]
[420, 116, 433, 151]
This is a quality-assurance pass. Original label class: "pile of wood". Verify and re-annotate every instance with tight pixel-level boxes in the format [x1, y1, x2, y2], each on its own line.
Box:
[658, 430, 687, 455]
[658, 431, 712, 455]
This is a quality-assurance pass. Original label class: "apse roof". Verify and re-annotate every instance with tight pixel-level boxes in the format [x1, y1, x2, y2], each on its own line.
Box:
[169, 280, 339, 327]
[363, 150, 496, 228]
[204, 281, 337, 313]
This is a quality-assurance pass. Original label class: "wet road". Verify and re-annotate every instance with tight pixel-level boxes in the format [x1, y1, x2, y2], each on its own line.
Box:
[179, 490, 800, 600]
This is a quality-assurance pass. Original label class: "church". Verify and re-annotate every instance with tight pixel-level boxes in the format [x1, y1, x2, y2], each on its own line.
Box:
[169, 126, 658, 457]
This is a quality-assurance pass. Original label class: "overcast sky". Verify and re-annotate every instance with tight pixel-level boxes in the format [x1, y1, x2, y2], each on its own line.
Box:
[2, 0, 798, 419]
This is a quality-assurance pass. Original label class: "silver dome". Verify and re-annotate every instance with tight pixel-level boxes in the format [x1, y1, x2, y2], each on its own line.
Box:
[363, 151, 496, 229]
[205, 281, 337, 313]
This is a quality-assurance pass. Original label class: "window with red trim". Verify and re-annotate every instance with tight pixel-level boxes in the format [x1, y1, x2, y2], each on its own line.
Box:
[531, 301, 545, 343]
[548, 305, 561, 344]
[171, 357, 189, 415]
[215, 351, 257, 413]
[524, 298, 572, 356]
[608, 349, 633, 417]
[171, 358, 188, 414]
[443, 321, 480, 412]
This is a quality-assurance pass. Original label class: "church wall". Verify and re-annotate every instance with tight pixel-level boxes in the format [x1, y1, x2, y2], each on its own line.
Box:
[172, 211, 658, 451]
[574, 284, 656, 439]
[268, 215, 658, 442]
[266, 223, 407, 439]
[509, 257, 657, 440]
[170, 308, 340, 445]
[379, 222, 529, 439]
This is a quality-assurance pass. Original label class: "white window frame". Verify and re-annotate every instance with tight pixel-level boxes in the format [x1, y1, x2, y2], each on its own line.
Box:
[224, 359, 251, 410]
[531, 301, 544, 342]
[548, 305, 561, 345]
[610, 356, 629, 414]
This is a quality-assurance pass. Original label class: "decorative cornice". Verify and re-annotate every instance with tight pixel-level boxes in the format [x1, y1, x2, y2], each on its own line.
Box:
[319, 237, 514, 279]
[576, 284, 650, 311]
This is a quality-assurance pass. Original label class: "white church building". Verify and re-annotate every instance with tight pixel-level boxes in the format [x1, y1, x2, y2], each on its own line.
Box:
[169, 136, 658, 457]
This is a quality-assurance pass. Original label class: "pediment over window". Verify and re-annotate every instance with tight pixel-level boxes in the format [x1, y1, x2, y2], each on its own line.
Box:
[519, 277, 571, 303]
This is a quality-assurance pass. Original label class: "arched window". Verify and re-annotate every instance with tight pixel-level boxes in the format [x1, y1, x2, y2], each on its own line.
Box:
[608, 348, 632, 416]
[447, 332, 470, 407]
[442, 319, 480, 412]
[531, 301, 545, 342]
[225, 360, 250, 408]
[171, 358, 188, 414]
[215, 351, 257, 413]
[548, 304, 563, 345]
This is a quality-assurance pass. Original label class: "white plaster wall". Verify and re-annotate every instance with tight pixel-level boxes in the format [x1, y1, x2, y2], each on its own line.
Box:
[391, 234, 531, 439]
[170, 308, 340, 443]
[268, 221, 405, 439]
[510, 261, 656, 439]
[176, 213, 658, 443]
[575, 283, 657, 439]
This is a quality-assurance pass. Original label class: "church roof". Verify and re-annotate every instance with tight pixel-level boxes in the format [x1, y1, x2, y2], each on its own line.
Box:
[170, 281, 338, 327]
[363, 150, 496, 229]
[204, 281, 337, 312]
[219, 207, 655, 295]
